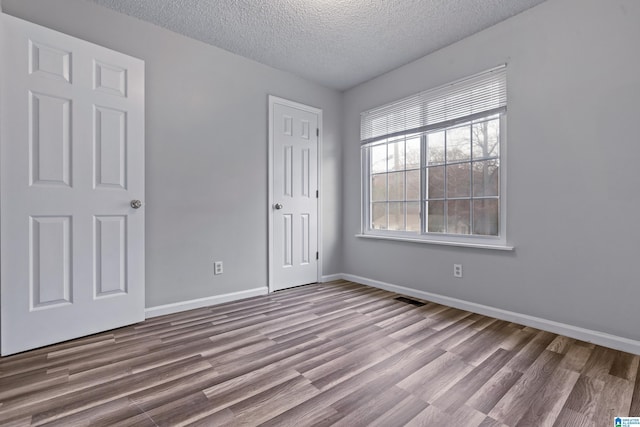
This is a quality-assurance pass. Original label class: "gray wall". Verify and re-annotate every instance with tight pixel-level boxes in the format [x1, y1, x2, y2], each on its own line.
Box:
[2, 0, 343, 307]
[342, 0, 640, 341]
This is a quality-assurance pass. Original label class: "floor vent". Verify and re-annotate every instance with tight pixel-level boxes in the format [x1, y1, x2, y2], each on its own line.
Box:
[394, 296, 426, 307]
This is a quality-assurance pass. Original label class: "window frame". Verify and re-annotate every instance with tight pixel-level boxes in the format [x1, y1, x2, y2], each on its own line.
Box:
[360, 108, 509, 250]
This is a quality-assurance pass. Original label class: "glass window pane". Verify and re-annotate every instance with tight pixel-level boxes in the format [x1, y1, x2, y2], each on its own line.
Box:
[426, 166, 445, 199]
[427, 131, 445, 165]
[446, 126, 471, 163]
[406, 170, 420, 201]
[407, 202, 420, 232]
[406, 137, 421, 169]
[446, 163, 471, 198]
[427, 200, 445, 233]
[472, 119, 500, 160]
[371, 203, 387, 230]
[366, 115, 501, 237]
[473, 160, 499, 197]
[371, 174, 387, 201]
[447, 200, 471, 235]
[388, 202, 405, 231]
[388, 172, 405, 201]
[371, 144, 387, 173]
[387, 140, 405, 172]
[473, 199, 499, 236]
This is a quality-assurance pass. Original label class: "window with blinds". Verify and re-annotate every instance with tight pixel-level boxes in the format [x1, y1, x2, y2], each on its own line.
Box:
[360, 66, 508, 247]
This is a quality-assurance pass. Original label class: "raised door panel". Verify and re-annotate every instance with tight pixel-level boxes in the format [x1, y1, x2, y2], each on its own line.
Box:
[29, 92, 72, 187]
[301, 148, 310, 198]
[30, 216, 72, 309]
[94, 61, 127, 97]
[94, 216, 127, 297]
[300, 120, 310, 140]
[283, 145, 293, 198]
[94, 106, 127, 189]
[283, 115, 293, 136]
[29, 40, 71, 83]
[283, 214, 293, 267]
[300, 214, 310, 265]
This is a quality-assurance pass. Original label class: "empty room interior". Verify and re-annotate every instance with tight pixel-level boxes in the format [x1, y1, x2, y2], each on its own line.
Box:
[1, 0, 639, 425]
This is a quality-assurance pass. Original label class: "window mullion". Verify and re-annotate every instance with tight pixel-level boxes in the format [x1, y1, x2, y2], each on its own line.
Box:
[363, 147, 370, 232]
[404, 136, 407, 231]
[385, 164, 389, 230]
[421, 134, 427, 234]
[470, 126, 475, 235]
[443, 130, 448, 234]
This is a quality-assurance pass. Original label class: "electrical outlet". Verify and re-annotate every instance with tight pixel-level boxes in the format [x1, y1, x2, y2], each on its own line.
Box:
[453, 264, 463, 278]
[214, 261, 223, 275]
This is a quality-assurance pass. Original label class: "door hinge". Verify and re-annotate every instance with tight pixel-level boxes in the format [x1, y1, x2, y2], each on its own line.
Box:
[316, 252, 319, 260]
[316, 128, 319, 137]
[316, 190, 319, 198]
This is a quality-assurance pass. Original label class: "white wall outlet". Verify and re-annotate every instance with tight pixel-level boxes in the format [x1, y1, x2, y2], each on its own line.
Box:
[453, 264, 463, 278]
[214, 261, 223, 275]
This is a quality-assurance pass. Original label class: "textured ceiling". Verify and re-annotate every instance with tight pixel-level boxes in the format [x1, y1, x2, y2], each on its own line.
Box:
[88, 0, 546, 90]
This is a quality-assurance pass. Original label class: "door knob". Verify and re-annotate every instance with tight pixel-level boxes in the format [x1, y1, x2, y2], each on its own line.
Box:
[274, 203, 283, 210]
[131, 200, 142, 209]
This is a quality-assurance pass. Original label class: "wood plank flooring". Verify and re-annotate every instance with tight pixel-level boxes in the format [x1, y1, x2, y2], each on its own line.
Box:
[0, 280, 638, 426]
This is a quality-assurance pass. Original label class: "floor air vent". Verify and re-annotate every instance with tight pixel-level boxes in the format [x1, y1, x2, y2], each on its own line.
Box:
[394, 296, 426, 307]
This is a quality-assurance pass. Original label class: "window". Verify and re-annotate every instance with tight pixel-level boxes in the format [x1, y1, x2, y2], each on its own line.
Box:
[360, 66, 508, 248]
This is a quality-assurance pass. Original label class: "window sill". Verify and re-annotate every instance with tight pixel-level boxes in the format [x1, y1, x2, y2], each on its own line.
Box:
[355, 233, 514, 251]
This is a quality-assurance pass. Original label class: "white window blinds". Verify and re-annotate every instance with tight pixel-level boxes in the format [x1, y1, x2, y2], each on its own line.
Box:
[360, 65, 507, 145]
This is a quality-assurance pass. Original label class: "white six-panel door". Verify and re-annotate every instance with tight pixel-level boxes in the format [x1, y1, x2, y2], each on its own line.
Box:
[269, 97, 320, 291]
[1, 14, 145, 355]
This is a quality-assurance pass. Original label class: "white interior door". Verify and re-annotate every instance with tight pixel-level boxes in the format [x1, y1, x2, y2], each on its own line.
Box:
[269, 97, 320, 291]
[1, 14, 145, 356]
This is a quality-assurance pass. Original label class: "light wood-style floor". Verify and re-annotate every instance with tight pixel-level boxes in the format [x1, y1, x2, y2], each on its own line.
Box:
[0, 280, 638, 426]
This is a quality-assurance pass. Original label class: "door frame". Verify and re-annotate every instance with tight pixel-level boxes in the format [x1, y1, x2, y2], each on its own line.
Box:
[267, 95, 323, 293]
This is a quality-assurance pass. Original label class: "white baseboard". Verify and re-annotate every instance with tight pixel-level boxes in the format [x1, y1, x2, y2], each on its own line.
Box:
[145, 287, 268, 319]
[320, 274, 344, 283]
[338, 273, 640, 356]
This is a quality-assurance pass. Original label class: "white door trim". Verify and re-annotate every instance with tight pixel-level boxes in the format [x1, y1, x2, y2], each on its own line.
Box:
[268, 95, 323, 293]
